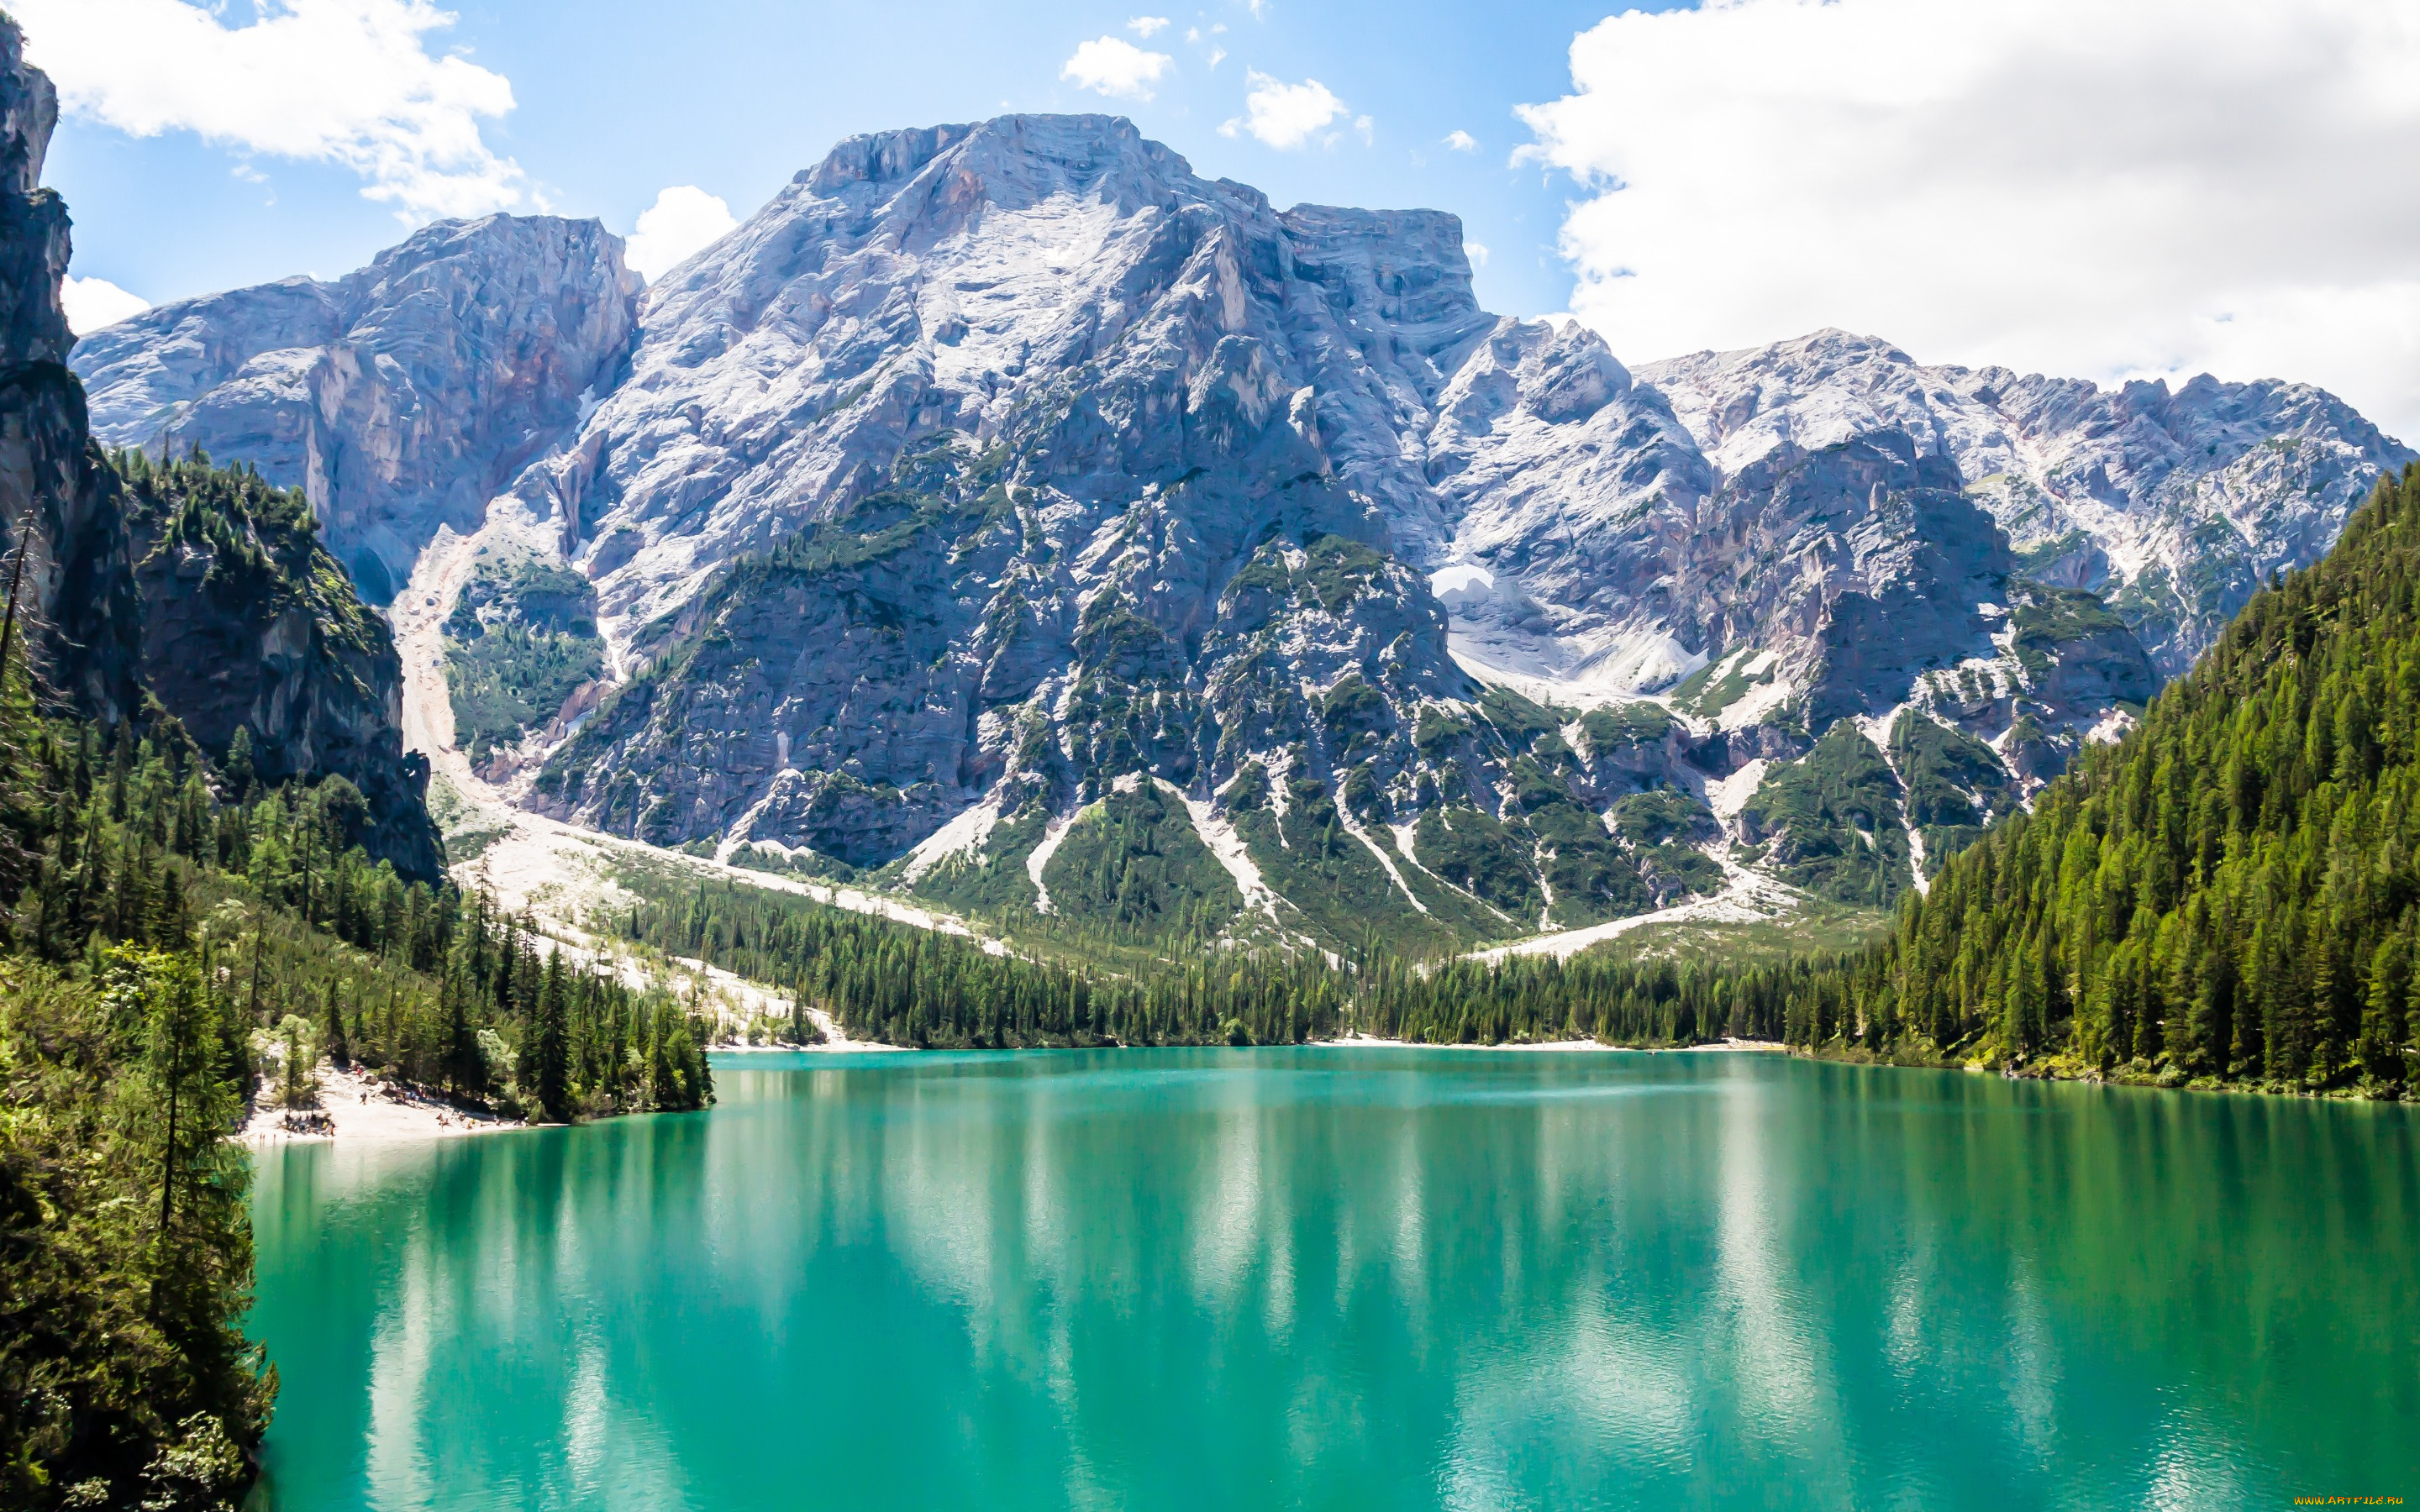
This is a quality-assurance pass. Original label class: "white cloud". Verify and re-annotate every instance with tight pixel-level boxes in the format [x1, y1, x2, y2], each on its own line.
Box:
[1060, 35, 1174, 101]
[1354, 114, 1373, 146]
[1127, 15, 1170, 38]
[15, 0, 526, 224]
[623, 186, 737, 282]
[63, 275, 150, 334]
[1207, 47, 1226, 69]
[1444, 129, 1478, 153]
[1466, 242, 1490, 270]
[1518, 0, 2420, 439]
[1219, 71, 1345, 150]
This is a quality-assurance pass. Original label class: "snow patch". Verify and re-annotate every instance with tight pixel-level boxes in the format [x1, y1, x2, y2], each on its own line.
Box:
[1717, 671, 1798, 732]
[1331, 804, 1429, 915]
[2086, 707, 2138, 745]
[1429, 563, 1496, 604]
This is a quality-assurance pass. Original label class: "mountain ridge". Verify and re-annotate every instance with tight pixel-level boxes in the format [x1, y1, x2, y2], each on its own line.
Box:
[66, 113, 2417, 944]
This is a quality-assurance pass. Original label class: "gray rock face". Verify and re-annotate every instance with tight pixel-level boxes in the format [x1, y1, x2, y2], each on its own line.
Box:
[1636, 330, 2410, 677]
[72, 217, 640, 601]
[71, 113, 2418, 930]
[0, 17, 441, 879]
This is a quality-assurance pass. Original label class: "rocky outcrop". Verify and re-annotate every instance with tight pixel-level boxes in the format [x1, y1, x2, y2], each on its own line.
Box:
[72, 216, 640, 602]
[0, 18, 439, 878]
[118, 456, 443, 876]
[0, 19, 140, 720]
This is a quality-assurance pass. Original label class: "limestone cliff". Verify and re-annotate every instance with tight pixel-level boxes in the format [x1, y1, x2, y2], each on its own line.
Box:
[74, 215, 640, 601]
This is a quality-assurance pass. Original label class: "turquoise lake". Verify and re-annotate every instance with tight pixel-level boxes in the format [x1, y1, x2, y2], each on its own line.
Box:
[245, 1048, 2419, 1509]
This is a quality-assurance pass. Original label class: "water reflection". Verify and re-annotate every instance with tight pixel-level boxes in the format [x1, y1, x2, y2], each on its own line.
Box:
[248, 1051, 2420, 1510]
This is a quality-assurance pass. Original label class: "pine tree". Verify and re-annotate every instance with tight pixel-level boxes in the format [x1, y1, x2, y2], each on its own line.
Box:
[524, 948, 571, 1122]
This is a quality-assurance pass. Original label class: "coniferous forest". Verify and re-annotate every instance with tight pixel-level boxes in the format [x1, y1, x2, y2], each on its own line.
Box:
[0, 456, 712, 1509]
[1791, 462, 2420, 1095]
[618, 870, 1805, 1050]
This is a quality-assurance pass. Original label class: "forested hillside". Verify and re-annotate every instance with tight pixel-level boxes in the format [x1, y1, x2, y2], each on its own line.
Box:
[0, 473, 711, 1510]
[618, 870, 1803, 1051]
[1802, 463, 2420, 1095]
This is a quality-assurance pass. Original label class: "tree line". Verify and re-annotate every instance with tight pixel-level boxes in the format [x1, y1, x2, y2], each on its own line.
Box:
[617, 874, 1804, 1050]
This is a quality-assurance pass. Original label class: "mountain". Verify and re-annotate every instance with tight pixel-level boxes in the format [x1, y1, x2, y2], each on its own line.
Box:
[71, 214, 639, 603]
[0, 18, 439, 878]
[71, 115, 2415, 944]
[1802, 459, 2420, 1096]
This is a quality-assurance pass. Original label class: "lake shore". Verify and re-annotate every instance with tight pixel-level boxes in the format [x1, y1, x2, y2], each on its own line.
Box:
[1310, 1034, 1788, 1053]
[236, 1063, 525, 1145]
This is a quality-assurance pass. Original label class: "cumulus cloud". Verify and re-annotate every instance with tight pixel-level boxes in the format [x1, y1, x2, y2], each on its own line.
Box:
[15, 0, 526, 224]
[1518, 0, 2420, 438]
[1466, 242, 1490, 270]
[1060, 35, 1174, 101]
[62, 275, 149, 334]
[1127, 15, 1170, 38]
[623, 186, 737, 282]
[1219, 71, 1346, 150]
[1443, 129, 1478, 153]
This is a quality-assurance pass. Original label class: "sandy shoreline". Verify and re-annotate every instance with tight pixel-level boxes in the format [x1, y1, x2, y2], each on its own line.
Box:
[236, 1063, 525, 1145]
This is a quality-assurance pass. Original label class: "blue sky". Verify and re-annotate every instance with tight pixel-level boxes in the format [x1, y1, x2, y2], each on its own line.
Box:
[37, 0, 1680, 319]
[21, 0, 2420, 437]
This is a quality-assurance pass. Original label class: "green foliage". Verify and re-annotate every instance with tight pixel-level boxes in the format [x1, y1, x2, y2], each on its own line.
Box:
[0, 951, 270, 1512]
[1411, 806, 1540, 919]
[1579, 702, 1676, 754]
[1742, 722, 1912, 906]
[443, 559, 604, 759]
[1815, 464, 2420, 1095]
[1412, 703, 1471, 757]
[1041, 784, 1242, 943]
[1608, 789, 1715, 847]
[1476, 686, 1565, 751]
[113, 448, 385, 664]
[0, 687, 709, 1504]
[2009, 580, 2130, 676]
[1670, 649, 1776, 718]
[606, 867, 1791, 1053]
[1890, 710, 2019, 875]
[1518, 778, 1655, 927]
[1229, 764, 1465, 954]
[1297, 533, 1389, 613]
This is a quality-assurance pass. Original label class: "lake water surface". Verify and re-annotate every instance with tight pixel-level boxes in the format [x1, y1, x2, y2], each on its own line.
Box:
[246, 1048, 2418, 1509]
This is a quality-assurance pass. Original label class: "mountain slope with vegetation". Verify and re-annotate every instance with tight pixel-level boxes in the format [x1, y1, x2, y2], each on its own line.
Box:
[0, 685, 714, 1507]
[1807, 463, 2420, 1095]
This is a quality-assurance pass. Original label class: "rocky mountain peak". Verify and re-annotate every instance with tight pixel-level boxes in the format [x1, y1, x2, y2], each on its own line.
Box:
[75, 213, 639, 601]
